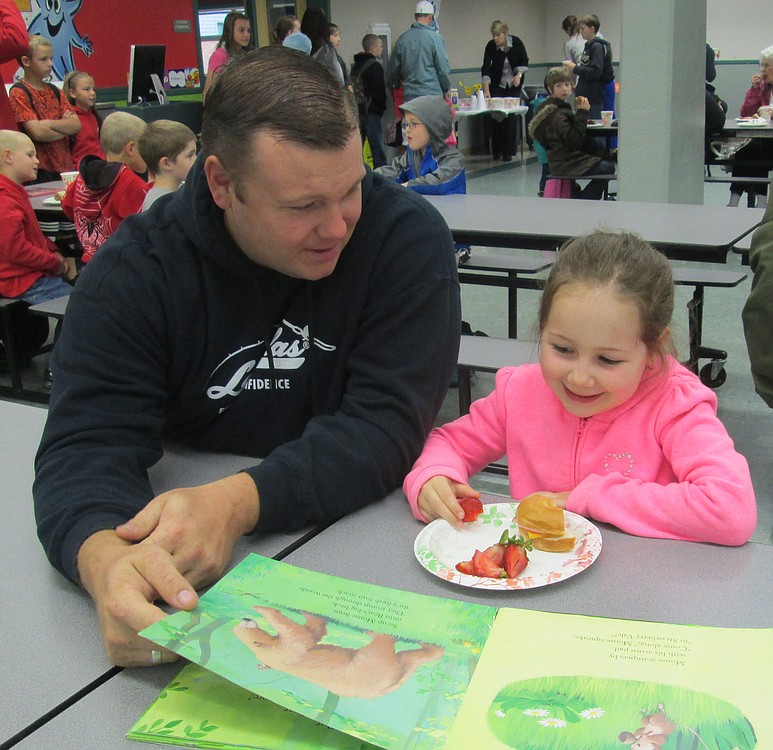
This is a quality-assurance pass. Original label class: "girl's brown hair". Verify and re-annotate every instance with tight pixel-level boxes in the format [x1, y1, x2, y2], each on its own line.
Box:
[539, 231, 676, 364]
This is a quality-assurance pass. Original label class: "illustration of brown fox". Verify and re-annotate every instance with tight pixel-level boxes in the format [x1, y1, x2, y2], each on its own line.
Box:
[232, 606, 444, 698]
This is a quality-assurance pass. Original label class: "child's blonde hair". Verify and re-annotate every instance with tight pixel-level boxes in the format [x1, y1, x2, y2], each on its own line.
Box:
[28, 34, 52, 53]
[138, 119, 196, 174]
[100, 111, 147, 156]
[539, 231, 676, 364]
[0, 128, 33, 154]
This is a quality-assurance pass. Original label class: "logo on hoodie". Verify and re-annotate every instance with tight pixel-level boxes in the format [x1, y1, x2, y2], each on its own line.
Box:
[206, 319, 335, 408]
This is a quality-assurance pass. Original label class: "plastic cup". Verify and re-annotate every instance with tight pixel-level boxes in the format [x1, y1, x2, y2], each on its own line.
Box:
[759, 106, 773, 122]
[601, 111, 614, 127]
[60, 171, 79, 186]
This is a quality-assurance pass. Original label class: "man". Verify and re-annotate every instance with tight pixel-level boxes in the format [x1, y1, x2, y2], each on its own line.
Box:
[33, 47, 461, 668]
[743, 200, 773, 408]
[351, 33, 387, 167]
[386, 1, 450, 102]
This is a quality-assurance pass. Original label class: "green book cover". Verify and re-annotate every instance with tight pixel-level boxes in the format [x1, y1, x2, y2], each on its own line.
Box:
[133, 554, 772, 750]
[135, 554, 497, 750]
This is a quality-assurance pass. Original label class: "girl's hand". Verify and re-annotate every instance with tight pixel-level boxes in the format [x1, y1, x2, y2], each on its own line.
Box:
[576, 96, 591, 111]
[417, 476, 480, 525]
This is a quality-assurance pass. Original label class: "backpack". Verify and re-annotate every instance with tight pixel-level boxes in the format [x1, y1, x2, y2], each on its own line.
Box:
[351, 58, 378, 127]
[10, 80, 67, 117]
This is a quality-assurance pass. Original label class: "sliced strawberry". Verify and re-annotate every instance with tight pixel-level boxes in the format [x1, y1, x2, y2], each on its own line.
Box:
[472, 548, 506, 578]
[503, 535, 533, 579]
[455, 559, 476, 575]
[481, 541, 506, 567]
[459, 496, 484, 522]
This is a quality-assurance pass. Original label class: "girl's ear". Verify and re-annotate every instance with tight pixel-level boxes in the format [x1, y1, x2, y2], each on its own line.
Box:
[648, 327, 672, 369]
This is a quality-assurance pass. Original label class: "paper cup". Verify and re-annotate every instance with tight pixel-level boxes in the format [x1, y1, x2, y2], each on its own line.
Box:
[759, 106, 773, 122]
[60, 171, 79, 186]
[600, 111, 614, 127]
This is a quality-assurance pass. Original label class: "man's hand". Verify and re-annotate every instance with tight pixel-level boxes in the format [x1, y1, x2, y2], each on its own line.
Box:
[417, 475, 480, 525]
[563, 60, 577, 72]
[77, 530, 196, 667]
[115, 473, 260, 590]
[78, 473, 260, 667]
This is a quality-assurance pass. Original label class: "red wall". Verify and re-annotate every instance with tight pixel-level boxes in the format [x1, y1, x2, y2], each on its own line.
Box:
[1, 0, 199, 89]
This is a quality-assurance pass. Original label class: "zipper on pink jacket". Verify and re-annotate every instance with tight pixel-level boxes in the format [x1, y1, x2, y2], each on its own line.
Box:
[572, 417, 588, 486]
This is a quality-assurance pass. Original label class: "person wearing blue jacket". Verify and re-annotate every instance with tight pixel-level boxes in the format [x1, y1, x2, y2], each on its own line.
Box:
[375, 94, 465, 196]
[386, 1, 450, 102]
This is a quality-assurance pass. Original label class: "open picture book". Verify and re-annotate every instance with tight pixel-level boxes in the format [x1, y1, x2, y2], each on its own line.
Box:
[129, 554, 772, 750]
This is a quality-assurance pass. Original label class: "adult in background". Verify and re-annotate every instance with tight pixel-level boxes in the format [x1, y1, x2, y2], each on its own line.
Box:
[329, 23, 352, 91]
[352, 33, 387, 168]
[0, 0, 29, 131]
[743, 200, 773, 407]
[481, 20, 529, 162]
[727, 46, 773, 209]
[301, 7, 344, 86]
[33, 46, 460, 668]
[386, 1, 450, 102]
[562, 14, 610, 119]
[202, 11, 251, 100]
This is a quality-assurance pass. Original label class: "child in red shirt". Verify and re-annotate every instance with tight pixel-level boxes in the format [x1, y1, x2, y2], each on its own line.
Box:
[9, 35, 80, 182]
[0, 130, 76, 301]
[62, 111, 149, 263]
[63, 70, 104, 167]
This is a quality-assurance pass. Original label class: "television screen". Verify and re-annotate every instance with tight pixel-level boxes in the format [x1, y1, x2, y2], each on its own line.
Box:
[128, 45, 167, 105]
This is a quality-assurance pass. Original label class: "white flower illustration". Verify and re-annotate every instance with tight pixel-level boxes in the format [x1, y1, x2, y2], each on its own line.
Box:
[494, 710, 506, 718]
[523, 708, 550, 717]
[538, 717, 567, 728]
[580, 707, 606, 719]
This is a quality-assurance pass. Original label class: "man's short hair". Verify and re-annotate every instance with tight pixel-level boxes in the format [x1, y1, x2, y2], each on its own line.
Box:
[361, 33, 379, 52]
[100, 112, 147, 155]
[545, 66, 572, 92]
[138, 119, 196, 174]
[201, 46, 358, 197]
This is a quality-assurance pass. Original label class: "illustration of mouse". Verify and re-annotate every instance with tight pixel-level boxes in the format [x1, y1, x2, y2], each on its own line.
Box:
[28, 0, 92, 80]
[232, 606, 444, 699]
[618, 704, 676, 748]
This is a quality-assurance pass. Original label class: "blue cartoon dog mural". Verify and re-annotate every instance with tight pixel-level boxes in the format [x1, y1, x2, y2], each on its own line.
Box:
[28, 0, 92, 80]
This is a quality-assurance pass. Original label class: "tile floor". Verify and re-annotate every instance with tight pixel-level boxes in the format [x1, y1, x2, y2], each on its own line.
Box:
[2, 154, 770, 545]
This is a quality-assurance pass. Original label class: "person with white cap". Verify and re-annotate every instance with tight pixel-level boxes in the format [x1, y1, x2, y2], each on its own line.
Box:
[386, 1, 450, 102]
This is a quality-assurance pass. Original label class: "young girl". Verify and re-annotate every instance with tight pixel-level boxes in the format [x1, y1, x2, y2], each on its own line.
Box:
[63, 70, 104, 167]
[404, 231, 757, 546]
[202, 11, 251, 100]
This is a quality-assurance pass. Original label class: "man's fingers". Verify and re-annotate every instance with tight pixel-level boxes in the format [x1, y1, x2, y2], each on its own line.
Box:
[115, 502, 164, 541]
[133, 551, 199, 611]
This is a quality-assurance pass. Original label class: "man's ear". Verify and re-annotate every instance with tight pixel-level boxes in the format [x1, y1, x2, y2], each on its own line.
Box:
[204, 154, 234, 210]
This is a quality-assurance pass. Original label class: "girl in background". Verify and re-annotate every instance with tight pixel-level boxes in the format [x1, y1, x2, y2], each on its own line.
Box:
[404, 231, 756, 546]
[301, 7, 344, 85]
[203, 11, 251, 100]
[63, 71, 104, 167]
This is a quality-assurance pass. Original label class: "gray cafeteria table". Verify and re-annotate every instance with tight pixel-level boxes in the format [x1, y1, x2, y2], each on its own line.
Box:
[425, 194, 761, 263]
[25, 180, 65, 215]
[284, 490, 773, 630]
[7, 489, 771, 749]
[0, 400, 319, 748]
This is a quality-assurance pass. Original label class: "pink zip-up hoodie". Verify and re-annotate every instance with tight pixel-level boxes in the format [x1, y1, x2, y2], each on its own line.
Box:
[404, 360, 756, 546]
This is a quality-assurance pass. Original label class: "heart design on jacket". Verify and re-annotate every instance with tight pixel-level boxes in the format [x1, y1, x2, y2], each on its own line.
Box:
[603, 452, 634, 476]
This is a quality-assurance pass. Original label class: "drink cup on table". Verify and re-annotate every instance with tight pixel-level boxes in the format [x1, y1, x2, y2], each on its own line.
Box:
[601, 110, 614, 127]
[758, 106, 773, 122]
[60, 171, 79, 187]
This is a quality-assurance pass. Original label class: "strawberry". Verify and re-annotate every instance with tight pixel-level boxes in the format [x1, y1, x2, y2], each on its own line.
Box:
[459, 496, 484, 522]
[472, 549, 506, 578]
[503, 534, 533, 579]
[455, 559, 476, 575]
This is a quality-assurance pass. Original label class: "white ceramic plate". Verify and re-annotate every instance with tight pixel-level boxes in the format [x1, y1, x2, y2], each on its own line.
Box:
[414, 501, 602, 590]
